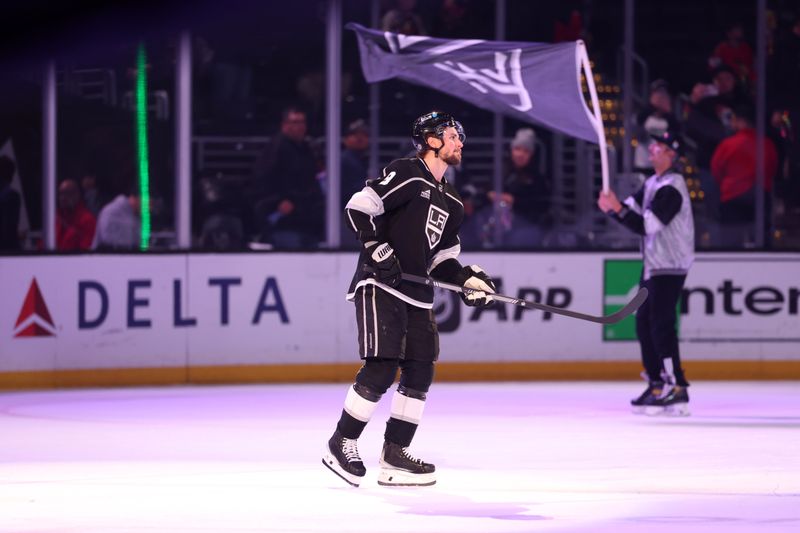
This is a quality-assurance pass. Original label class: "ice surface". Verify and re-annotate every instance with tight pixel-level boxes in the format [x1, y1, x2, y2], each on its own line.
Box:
[1, 381, 798, 532]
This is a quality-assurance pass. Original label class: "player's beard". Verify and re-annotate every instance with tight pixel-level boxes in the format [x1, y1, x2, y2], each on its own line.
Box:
[441, 150, 461, 166]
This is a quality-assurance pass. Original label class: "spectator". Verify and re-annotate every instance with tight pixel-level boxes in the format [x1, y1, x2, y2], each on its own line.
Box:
[80, 174, 107, 217]
[382, 0, 426, 35]
[634, 79, 680, 173]
[56, 179, 96, 251]
[472, 128, 552, 248]
[340, 119, 371, 206]
[686, 64, 752, 233]
[92, 190, 142, 250]
[711, 105, 778, 247]
[197, 175, 249, 251]
[772, 16, 800, 109]
[380, 0, 427, 123]
[252, 107, 324, 249]
[770, 17, 800, 213]
[340, 119, 371, 249]
[0, 155, 21, 251]
[433, 0, 473, 39]
[687, 65, 750, 168]
[554, 8, 583, 43]
[768, 108, 796, 211]
[709, 22, 754, 83]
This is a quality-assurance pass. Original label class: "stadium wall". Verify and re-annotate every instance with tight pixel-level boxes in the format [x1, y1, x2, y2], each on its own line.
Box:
[1, 252, 798, 389]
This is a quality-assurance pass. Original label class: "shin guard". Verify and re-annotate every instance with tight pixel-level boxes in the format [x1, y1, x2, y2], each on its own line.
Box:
[384, 385, 426, 447]
[336, 383, 382, 439]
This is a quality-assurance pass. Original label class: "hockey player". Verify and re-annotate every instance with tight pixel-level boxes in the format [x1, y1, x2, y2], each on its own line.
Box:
[323, 111, 497, 487]
[597, 130, 695, 416]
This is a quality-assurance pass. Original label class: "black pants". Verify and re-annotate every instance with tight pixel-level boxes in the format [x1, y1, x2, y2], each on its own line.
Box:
[337, 285, 438, 446]
[355, 284, 439, 361]
[636, 274, 689, 387]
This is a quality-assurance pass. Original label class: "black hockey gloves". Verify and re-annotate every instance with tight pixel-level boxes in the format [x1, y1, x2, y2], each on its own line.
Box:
[365, 241, 402, 288]
[458, 265, 496, 307]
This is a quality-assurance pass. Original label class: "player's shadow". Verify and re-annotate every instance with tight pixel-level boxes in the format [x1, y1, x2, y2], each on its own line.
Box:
[379, 490, 551, 521]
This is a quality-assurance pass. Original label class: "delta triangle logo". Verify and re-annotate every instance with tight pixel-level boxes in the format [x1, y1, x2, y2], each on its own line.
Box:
[13, 278, 56, 338]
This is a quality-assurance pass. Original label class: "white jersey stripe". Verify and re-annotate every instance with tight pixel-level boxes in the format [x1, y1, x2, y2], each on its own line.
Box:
[418, 157, 432, 174]
[371, 285, 379, 357]
[346, 187, 384, 217]
[347, 279, 434, 309]
[361, 287, 368, 355]
[429, 243, 461, 273]
[445, 191, 463, 207]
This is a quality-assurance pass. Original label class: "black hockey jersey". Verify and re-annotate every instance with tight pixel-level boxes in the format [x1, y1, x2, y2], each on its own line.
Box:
[345, 157, 465, 308]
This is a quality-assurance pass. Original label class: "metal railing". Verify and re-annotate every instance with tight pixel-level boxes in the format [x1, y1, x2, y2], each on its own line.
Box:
[192, 134, 625, 249]
[616, 46, 650, 108]
[57, 68, 118, 107]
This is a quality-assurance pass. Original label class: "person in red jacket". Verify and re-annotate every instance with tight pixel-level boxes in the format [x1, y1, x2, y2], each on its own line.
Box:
[57, 179, 96, 251]
[711, 105, 777, 247]
[709, 23, 754, 82]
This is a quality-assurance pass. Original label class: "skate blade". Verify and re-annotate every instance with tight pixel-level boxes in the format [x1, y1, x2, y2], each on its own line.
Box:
[643, 403, 690, 417]
[631, 405, 647, 415]
[322, 453, 363, 487]
[663, 403, 690, 417]
[377, 467, 436, 487]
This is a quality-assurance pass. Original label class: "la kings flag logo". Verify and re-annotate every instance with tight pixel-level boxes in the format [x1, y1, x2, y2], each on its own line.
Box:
[426, 205, 448, 248]
[347, 23, 601, 144]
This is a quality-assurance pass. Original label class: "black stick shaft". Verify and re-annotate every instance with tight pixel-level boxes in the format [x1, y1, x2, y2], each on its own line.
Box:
[401, 272, 648, 325]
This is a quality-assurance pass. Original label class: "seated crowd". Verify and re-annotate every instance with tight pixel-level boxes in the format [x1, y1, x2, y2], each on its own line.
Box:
[0, 11, 797, 253]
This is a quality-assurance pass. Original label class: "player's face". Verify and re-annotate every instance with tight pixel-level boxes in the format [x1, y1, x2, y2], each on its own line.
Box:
[437, 126, 463, 166]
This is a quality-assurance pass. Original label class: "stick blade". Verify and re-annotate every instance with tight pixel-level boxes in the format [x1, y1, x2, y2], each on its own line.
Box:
[602, 287, 649, 324]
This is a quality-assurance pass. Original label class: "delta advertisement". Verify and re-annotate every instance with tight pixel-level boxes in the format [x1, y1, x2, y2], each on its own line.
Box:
[1, 252, 798, 375]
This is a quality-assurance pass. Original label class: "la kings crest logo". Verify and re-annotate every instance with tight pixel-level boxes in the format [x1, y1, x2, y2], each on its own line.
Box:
[426, 205, 448, 248]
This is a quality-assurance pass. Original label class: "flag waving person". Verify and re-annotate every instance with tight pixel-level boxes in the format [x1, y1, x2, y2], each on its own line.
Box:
[597, 131, 695, 416]
[323, 111, 497, 487]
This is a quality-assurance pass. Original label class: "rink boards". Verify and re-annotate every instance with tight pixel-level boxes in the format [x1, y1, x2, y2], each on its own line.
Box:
[1, 252, 798, 388]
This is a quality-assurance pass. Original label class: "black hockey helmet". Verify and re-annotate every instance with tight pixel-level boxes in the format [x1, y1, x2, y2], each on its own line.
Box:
[411, 110, 465, 152]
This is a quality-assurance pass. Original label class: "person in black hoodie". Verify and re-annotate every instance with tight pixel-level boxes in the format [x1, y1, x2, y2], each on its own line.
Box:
[471, 128, 552, 248]
[252, 107, 324, 248]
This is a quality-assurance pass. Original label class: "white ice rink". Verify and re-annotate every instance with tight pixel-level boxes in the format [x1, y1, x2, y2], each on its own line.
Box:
[1, 381, 798, 533]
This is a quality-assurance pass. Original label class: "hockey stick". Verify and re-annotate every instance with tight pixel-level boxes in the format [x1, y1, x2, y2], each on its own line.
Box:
[400, 272, 648, 324]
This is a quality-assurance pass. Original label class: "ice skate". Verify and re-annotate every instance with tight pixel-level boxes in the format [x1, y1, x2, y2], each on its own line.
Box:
[631, 381, 663, 414]
[377, 441, 436, 486]
[322, 429, 366, 487]
[646, 385, 690, 417]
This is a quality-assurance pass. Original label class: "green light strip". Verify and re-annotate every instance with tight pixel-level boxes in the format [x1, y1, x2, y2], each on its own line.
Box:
[135, 42, 151, 251]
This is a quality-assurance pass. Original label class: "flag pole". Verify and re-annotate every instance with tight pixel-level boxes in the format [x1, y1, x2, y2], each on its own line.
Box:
[576, 41, 609, 192]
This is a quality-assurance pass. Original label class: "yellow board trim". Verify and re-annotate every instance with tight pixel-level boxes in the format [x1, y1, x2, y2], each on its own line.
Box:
[1, 360, 799, 390]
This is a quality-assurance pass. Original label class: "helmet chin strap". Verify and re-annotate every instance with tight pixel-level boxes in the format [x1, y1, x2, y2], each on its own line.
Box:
[428, 136, 444, 158]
